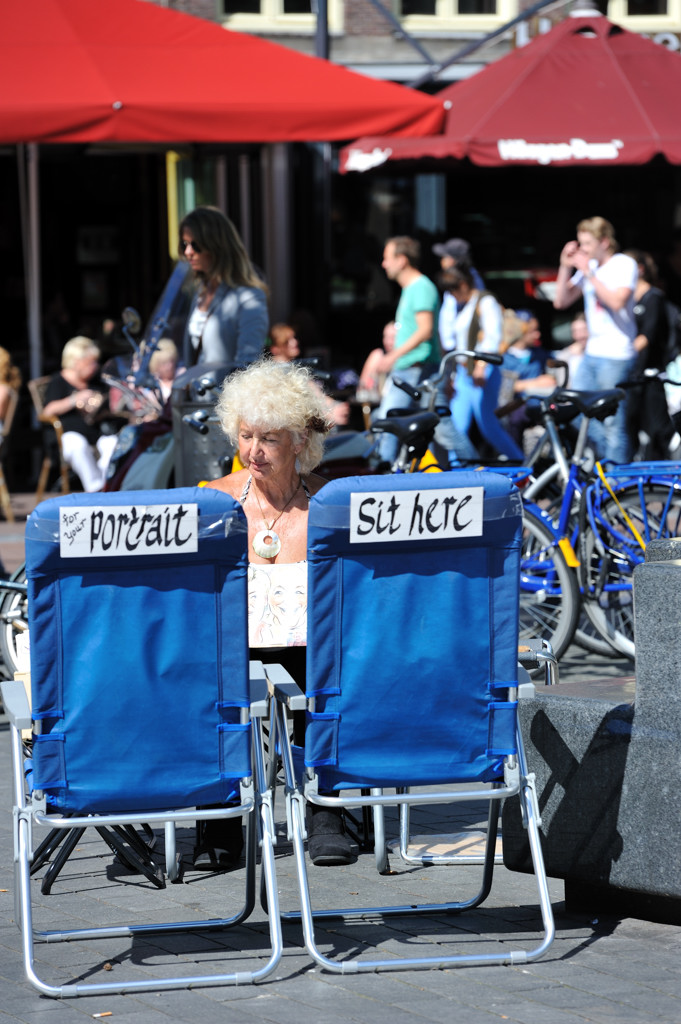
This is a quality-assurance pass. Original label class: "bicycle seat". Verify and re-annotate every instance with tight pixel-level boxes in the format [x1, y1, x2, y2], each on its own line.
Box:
[372, 411, 440, 445]
[524, 393, 581, 427]
[557, 388, 626, 421]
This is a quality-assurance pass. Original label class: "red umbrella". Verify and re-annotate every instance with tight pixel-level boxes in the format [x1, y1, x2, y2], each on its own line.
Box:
[340, 14, 681, 171]
[1, 0, 444, 143]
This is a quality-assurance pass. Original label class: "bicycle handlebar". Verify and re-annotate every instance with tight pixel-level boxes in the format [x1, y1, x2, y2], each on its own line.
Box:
[616, 367, 681, 390]
[392, 349, 504, 403]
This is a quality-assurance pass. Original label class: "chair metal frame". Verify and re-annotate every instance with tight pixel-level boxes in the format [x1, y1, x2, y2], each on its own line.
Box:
[269, 472, 556, 975]
[2, 488, 283, 998]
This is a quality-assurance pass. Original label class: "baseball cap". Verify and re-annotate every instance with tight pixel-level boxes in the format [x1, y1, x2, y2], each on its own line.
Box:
[432, 238, 472, 262]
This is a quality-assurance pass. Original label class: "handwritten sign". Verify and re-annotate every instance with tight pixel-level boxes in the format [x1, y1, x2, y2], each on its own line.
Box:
[349, 487, 483, 544]
[59, 504, 199, 558]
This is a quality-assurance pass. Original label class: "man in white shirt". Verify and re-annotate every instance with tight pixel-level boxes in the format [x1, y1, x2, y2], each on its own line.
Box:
[554, 216, 638, 464]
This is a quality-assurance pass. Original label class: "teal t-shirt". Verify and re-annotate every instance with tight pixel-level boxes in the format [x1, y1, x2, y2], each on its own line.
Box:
[394, 274, 440, 370]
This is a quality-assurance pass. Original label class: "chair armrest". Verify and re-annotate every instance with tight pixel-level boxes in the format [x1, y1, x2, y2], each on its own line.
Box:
[248, 660, 269, 718]
[518, 639, 558, 686]
[39, 413, 65, 442]
[0, 679, 32, 731]
[264, 662, 306, 711]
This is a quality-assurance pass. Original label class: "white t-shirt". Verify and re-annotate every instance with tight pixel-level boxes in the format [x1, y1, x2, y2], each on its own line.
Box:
[570, 253, 638, 361]
[187, 306, 209, 353]
[442, 292, 503, 354]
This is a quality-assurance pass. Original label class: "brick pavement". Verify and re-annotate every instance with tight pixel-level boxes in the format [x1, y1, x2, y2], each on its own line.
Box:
[1, 724, 680, 1024]
[1, 499, 679, 1022]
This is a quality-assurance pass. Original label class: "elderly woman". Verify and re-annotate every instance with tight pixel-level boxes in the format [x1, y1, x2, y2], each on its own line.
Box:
[42, 336, 119, 492]
[199, 359, 354, 868]
[180, 206, 268, 369]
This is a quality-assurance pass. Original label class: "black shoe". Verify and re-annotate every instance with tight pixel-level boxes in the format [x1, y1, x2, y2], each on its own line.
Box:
[193, 815, 244, 870]
[307, 805, 354, 866]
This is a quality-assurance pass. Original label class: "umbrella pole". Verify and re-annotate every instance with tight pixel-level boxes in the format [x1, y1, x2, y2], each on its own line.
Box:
[18, 143, 42, 382]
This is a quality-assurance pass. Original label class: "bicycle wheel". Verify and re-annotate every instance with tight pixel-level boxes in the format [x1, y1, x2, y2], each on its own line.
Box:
[520, 509, 580, 663]
[533, 492, 616, 657]
[573, 611, 623, 657]
[0, 562, 28, 679]
[581, 481, 681, 659]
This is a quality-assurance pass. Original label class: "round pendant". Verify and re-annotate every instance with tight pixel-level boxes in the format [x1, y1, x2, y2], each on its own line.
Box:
[253, 529, 281, 559]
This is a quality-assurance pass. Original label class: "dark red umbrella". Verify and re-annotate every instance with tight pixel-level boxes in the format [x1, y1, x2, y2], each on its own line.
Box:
[340, 14, 681, 171]
[1, 0, 444, 143]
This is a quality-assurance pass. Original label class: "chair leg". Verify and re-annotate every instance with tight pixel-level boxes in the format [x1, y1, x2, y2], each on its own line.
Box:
[98, 825, 166, 889]
[40, 828, 87, 895]
[35, 457, 51, 506]
[0, 465, 14, 522]
[31, 826, 82, 875]
[59, 458, 70, 495]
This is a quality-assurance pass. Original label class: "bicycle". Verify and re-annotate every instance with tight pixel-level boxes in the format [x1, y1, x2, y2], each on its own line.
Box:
[515, 372, 681, 660]
[0, 565, 28, 680]
[513, 383, 628, 656]
[372, 353, 580, 664]
[579, 459, 681, 659]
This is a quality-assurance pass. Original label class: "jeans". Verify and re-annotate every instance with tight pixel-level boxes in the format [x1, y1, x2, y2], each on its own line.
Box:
[374, 365, 428, 465]
[573, 354, 636, 465]
[431, 378, 479, 466]
[451, 365, 524, 462]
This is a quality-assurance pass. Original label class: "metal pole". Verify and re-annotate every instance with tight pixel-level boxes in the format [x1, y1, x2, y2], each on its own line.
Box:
[314, 0, 329, 61]
[27, 143, 42, 381]
[410, 0, 570, 87]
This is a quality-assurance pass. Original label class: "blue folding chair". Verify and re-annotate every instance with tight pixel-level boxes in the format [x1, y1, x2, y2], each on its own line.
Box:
[270, 471, 554, 972]
[1, 487, 282, 997]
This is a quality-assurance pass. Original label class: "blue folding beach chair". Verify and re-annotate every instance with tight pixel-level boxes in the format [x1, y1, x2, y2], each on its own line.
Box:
[270, 471, 554, 972]
[1, 487, 282, 997]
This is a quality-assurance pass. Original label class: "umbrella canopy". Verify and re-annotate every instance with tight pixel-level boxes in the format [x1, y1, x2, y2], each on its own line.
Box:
[2, 0, 444, 144]
[340, 15, 681, 171]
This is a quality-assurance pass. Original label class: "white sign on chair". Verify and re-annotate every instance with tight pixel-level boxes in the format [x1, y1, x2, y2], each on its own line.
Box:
[59, 503, 199, 557]
[349, 487, 483, 544]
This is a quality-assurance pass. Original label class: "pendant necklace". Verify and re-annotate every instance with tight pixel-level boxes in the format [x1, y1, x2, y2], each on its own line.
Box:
[251, 479, 301, 559]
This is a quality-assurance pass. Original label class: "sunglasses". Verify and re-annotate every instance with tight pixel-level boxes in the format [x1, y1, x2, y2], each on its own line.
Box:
[180, 238, 203, 254]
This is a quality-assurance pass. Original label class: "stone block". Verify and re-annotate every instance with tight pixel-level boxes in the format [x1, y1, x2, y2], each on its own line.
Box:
[503, 556, 681, 916]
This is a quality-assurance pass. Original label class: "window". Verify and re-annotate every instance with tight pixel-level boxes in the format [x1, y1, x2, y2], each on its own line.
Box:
[627, 0, 667, 11]
[608, 0, 681, 31]
[400, 0, 497, 12]
[219, 0, 342, 32]
[398, 0, 517, 33]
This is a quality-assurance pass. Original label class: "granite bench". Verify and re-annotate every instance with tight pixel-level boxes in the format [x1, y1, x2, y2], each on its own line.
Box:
[502, 538, 681, 923]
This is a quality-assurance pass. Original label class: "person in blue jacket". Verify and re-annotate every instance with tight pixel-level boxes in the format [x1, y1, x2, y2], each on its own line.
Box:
[180, 206, 269, 369]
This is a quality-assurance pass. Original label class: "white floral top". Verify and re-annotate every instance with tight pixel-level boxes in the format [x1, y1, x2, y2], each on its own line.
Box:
[240, 474, 311, 648]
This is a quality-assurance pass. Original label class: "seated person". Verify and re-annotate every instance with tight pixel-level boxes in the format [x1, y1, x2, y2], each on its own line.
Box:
[148, 337, 181, 405]
[502, 312, 556, 395]
[555, 312, 588, 386]
[357, 321, 396, 403]
[268, 322, 301, 363]
[268, 321, 350, 428]
[42, 336, 121, 493]
[500, 312, 557, 453]
[202, 359, 355, 869]
[0, 346, 21, 429]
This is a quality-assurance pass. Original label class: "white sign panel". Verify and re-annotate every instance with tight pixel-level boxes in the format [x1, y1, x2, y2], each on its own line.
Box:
[60, 504, 199, 558]
[349, 487, 483, 544]
[497, 138, 624, 165]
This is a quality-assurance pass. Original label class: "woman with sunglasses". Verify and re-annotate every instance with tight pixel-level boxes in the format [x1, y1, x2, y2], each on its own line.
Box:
[179, 206, 269, 368]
